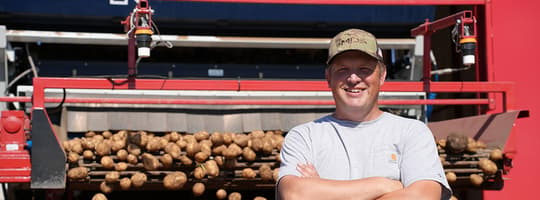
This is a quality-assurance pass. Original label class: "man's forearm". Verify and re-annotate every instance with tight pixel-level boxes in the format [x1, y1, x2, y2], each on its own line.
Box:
[278, 176, 402, 200]
[376, 180, 442, 200]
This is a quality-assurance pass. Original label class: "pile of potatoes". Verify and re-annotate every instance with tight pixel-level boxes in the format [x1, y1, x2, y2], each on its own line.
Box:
[64, 130, 284, 200]
[437, 133, 505, 187]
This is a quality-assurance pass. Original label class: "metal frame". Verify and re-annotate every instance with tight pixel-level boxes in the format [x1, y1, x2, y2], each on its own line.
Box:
[18, 77, 515, 112]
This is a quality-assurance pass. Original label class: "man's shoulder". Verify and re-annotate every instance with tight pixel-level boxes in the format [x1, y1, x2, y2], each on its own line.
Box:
[381, 112, 427, 127]
[288, 114, 334, 134]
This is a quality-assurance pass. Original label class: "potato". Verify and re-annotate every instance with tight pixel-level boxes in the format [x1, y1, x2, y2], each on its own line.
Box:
[71, 141, 84, 154]
[93, 135, 104, 143]
[67, 167, 88, 180]
[127, 144, 141, 156]
[163, 172, 187, 190]
[478, 158, 498, 175]
[242, 147, 256, 162]
[160, 154, 174, 168]
[242, 168, 256, 179]
[223, 132, 234, 145]
[466, 137, 478, 153]
[250, 130, 265, 139]
[213, 145, 227, 155]
[111, 140, 126, 152]
[446, 134, 468, 154]
[146, 137, 162, 152]
[100, 181, 113, 194]
[234, 134, 249, 148]
[201, 144, 212, 155]
[68, 152, 80, 164]
[92, 193, 107, 200]
[119, 177, 131, 190]
[100, 156, 115, 169]
[142, 153, 160, 171]
[446, 172, 457, 183]
[259, 164, 273, 181]
[127, 154, 138, 165]
[169, 131, 181, 142]
[490, 149, 504, 161]
[229, 144, 242, 155]
[437, 139, 446, 148]
[262, 139, 274, 155]
[186, 142, 201, 158]
[131, 172, 147, 187]
[200, 139, 213, 147]
[95, 142, 111, 156]
[272, 134, 284, 150]
[204, 160, 220, 177]
[102, 130, 112, 139]
[130, 131, 148, 146]
[476, 141, 487, 149]
[164, 143, 181, 159]
[216, 189, 227, 200]
[192, 182, 205, 197]
[250, 138, 263, 152]
[183, 135, 197, 144]
[105, 171, 120, 183]
[215, 156, 224, 167]
[179, 156, 193, 166]
[254, 197, 267, 200]
[62, 140, 71, 152]
[273, 168, 279, 181]
[194, 166, 206, 179]
[159, 137, 169, 149]
[83, 150, 94, 160]
[195, 152, 210, 163]
[176, 139, 188, 150]
[116, 149, 128, 161]
[194, 131, 210, 142]
[85, 131, 96, 138]
[81, 138, 96, 150]
[210, 132, 224, 146]
[115, 162, 128, 171]
[470, 174, 483, 186]
[228, 192, 242, 200]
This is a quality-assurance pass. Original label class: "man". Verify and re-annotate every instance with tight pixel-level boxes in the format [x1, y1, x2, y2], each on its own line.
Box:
[277, 29, 451, 200]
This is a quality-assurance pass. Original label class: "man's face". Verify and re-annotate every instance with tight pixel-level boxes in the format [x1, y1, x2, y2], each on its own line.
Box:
[326, 51, 386, 115]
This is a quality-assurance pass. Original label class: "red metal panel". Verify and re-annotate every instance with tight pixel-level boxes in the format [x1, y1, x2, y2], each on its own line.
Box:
[484, 0, 540, 199]
[172, 0, 486, 5]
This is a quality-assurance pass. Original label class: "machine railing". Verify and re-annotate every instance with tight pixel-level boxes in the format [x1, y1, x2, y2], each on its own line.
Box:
[7, 77, 513, 112]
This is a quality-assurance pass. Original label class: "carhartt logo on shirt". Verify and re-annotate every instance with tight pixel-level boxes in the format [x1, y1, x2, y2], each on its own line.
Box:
[390, 153, 398, 163]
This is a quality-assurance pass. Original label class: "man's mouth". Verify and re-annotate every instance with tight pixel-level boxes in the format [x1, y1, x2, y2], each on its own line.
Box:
[343, 88, 365, 93]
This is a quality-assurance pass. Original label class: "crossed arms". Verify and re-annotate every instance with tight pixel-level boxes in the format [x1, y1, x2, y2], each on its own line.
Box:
[277, 163, 442, 200]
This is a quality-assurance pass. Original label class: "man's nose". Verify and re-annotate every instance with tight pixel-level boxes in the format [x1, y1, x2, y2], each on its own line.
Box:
[347, 73, 362, 83]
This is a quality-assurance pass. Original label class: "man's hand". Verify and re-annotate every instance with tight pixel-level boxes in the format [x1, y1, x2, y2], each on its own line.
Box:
[296, 163, 320, 178]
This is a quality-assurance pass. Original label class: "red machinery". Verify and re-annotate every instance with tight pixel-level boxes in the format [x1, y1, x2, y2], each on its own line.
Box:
[0, 111, 30, 183]
[0, 0, 535, 199]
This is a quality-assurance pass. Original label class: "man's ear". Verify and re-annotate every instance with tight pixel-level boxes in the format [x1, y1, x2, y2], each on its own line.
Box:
[325, 68, 331, 87]
[379, 66, 387, 86]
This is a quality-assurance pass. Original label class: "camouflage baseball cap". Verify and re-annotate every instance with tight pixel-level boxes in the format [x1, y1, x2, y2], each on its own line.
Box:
[327, 29, 383, 65]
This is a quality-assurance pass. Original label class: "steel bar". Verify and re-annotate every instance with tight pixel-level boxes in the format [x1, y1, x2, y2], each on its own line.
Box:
[6, 30, 414, 50]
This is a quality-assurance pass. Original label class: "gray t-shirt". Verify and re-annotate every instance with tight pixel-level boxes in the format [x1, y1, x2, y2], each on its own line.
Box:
[278, 112, 451, 199]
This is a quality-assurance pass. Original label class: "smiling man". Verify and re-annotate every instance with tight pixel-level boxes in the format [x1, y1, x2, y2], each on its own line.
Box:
[277, 29, 451, 200]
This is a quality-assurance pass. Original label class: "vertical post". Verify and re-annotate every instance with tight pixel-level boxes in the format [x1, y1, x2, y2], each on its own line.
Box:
[423, 32, 432, 92]
[128, 31, 136, 89]
[0, 26, 8, 111]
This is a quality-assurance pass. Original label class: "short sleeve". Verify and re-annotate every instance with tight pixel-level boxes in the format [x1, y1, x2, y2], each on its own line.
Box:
[278, 126, 313, 182]
[400, 121, 452, 200]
